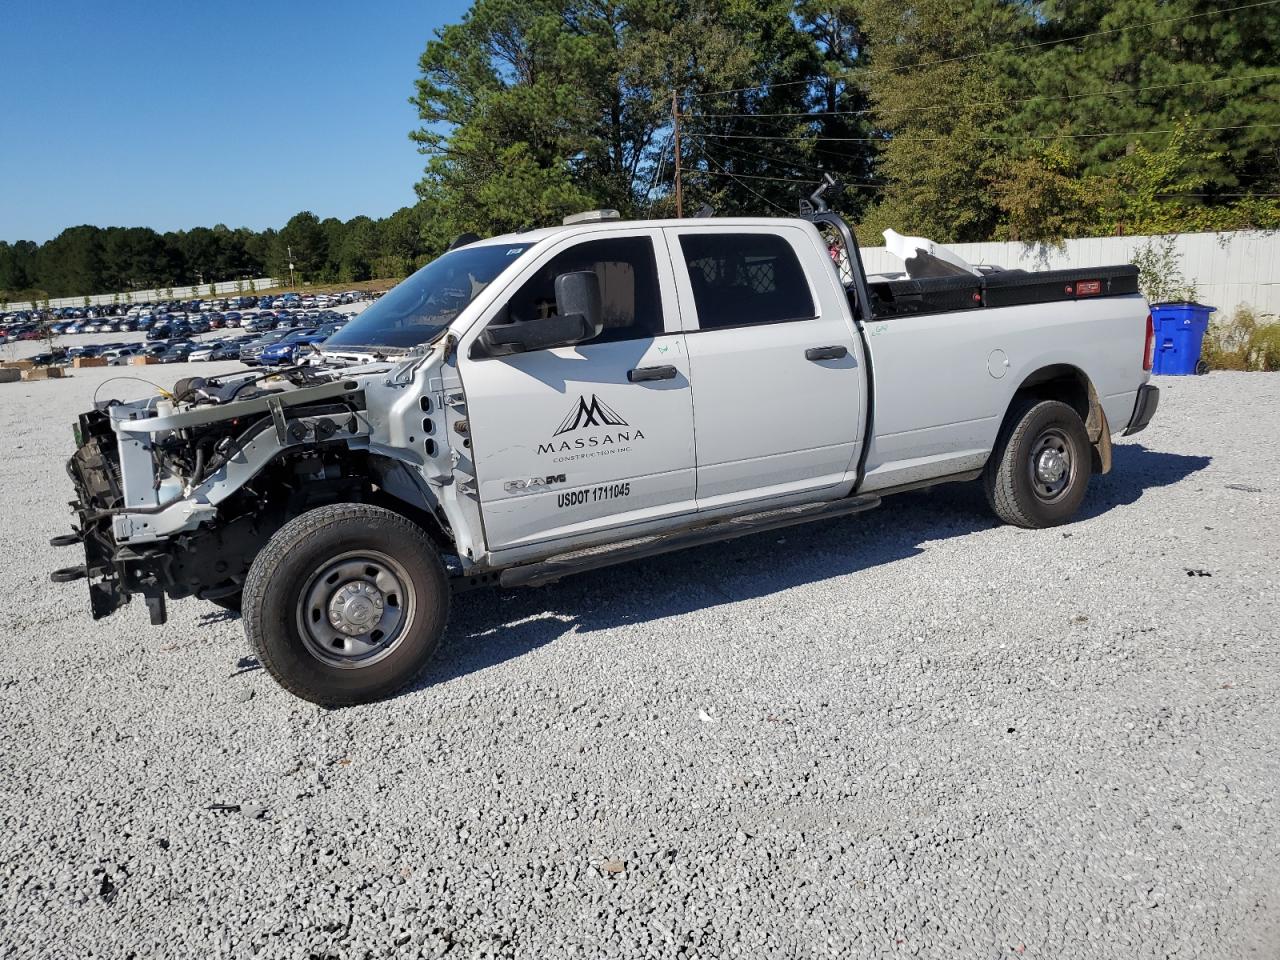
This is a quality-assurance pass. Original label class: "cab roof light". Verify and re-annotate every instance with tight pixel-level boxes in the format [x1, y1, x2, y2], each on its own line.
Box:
[562, 209, 621, 226]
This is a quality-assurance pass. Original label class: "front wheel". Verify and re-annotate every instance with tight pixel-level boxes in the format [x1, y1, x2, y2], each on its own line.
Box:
[209, 591, 242, 614]
[983, 398, 1091, 528]
[242, 504, 450, 707]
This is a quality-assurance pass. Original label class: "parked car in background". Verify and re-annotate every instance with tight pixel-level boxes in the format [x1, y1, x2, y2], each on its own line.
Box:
[209, 337, 252, 360]
[157, 342, 196, 363]
[244, 314, 277, 333]
[187, 341, 223, 362]
[238, 329, 292, 365]
[259, 328, 322, 366]
[28, 349, 68, 366]
[105, 345, 146, 365]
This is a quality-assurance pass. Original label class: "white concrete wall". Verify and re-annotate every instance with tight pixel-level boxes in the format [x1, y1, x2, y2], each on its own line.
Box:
[3, 278, 280, 313]
[860, 231, 1279, 317]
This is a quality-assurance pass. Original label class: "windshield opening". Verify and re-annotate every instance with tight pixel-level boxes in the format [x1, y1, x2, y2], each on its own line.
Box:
[325, 242, 532, 350]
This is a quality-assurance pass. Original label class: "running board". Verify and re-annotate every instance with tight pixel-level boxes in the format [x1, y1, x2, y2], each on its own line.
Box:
[498, 494, 882, 589]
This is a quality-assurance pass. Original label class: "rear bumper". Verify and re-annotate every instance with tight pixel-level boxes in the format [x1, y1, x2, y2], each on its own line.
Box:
[1123, 383, 1160, 436]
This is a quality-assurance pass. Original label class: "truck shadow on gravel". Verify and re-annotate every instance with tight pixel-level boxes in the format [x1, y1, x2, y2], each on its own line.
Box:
[415, 443, 1210, 692]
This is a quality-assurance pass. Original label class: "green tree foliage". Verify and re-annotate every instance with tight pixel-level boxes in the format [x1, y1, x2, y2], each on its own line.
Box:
[271, 211, 329, 282]
[854, 0, 1038, 243]
[410, 0, 863, 234]
[1024, 0, 1280, 194]
[337, 216, 380, 282]
[413, 0, 1280, 246]
[0, 206, 433, 300]
[1096, 119, 1280, 233]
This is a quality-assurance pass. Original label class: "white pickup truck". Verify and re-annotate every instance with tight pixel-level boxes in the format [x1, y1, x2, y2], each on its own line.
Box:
[53, 209, 1159, 705]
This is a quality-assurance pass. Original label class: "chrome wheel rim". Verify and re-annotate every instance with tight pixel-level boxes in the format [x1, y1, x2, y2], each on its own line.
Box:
[1028, 427, 1075, 503]
[297, 550, 415, 669]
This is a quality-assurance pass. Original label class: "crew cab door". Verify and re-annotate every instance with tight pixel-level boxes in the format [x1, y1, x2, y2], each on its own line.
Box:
[665, 225, 866, 509]
[457, 230, 696, 553]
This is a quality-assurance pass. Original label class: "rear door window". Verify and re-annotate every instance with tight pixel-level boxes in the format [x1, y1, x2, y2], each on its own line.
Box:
[678, 233, 816, 330]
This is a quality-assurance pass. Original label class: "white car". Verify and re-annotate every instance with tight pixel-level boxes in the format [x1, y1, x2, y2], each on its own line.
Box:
[187, 343, 220, 361]
[55, 209, 1157, 707]
[104, 346, 144, 365]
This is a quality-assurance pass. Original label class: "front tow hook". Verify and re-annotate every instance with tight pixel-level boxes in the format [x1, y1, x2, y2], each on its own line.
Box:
[50, 532, 82, 547]
[50, 565, 88, 583]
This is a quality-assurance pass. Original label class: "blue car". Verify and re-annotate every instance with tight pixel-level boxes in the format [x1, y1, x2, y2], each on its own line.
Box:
[259, 328, 321, 365]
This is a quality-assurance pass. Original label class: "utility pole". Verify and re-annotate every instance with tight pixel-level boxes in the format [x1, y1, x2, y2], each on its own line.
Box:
[672, 89, 683, 219]
[287, 244, 296, 289]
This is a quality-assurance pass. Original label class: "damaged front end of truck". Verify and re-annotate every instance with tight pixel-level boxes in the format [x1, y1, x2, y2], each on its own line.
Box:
[52, 349, 467, 624]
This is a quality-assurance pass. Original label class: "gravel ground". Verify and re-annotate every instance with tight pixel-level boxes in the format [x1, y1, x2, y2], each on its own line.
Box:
[0, 368, 1277, 959]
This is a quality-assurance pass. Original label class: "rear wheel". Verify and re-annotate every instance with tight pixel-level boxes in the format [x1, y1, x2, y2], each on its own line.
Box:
[984, 398, 1091, 528]
[242, 504, 449, 707]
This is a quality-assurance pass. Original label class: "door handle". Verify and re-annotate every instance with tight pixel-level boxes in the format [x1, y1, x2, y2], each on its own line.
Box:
[805, 345, 848, 361]
[627, 365, 678, 382]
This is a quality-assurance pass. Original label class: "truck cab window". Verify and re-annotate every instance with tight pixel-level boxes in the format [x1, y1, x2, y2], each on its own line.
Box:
[679, 233, 815, 330]
[497, 236, 663, 346]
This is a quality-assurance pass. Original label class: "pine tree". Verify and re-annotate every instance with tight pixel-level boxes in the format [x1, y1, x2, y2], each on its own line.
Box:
[1022, 0, 1280, 197]
[855, 0, 1037, 243]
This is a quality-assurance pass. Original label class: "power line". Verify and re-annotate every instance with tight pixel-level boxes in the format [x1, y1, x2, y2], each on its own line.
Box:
[699, 137, 827, 176]
[696, 166, 887, 190]
[692, 122, 1280, 144]
[692, 132, 880, 177]
[688, 0, 1280, 99]
[681, 71, 1280, 120]
[645, 134, 673, 202]
[700, 156, 794, 216]
[688, 168, 824, 185]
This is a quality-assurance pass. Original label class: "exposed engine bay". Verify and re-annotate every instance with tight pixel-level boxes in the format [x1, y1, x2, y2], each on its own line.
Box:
[58, 348, 467, 625]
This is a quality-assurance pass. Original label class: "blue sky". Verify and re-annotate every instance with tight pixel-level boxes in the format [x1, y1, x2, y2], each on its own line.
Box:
[1, 0, 471, 242]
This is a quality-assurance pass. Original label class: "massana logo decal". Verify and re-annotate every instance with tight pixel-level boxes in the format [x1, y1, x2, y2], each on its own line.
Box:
[540, 394, 645, 461]
[553, 394, 628, 436]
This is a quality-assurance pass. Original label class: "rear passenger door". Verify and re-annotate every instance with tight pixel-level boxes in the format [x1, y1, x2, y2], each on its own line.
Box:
[666, 225, 865, 509]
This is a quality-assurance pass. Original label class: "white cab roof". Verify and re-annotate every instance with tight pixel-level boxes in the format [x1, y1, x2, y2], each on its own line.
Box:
[470, 216, 812, 249]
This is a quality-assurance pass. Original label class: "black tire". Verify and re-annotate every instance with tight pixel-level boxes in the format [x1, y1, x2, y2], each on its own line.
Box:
[210, 592, 242, 613]
[983, 398, 1091, 528]
[242, 504, 449, 707]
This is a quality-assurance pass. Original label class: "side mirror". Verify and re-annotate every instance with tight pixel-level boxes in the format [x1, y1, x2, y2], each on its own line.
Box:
[482, 312, 593, 354]
[479, 270, 604, 355]
[554, 270, 603, 339]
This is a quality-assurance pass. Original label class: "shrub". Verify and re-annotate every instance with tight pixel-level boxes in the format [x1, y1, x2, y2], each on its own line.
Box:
[1249, 323, 1280, 372]
[1132, 236, 1197, 304]
[1200, 306, 1280, 372]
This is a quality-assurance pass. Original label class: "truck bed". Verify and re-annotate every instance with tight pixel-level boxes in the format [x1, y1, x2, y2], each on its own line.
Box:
[866, 265, 1141, 319]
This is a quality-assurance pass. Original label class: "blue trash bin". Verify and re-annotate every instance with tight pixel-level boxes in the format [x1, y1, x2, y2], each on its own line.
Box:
[1150, 301, 1216, 375]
